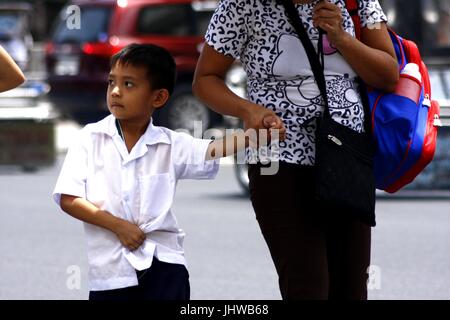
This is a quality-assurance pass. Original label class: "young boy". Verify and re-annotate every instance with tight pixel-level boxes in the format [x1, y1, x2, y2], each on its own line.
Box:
[53, 43, 284, 300]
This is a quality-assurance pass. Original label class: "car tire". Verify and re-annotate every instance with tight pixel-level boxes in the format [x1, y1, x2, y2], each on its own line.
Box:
[234, 160, 249, 195]
[155, 84, 219, 132]
[22, 166, 38, 173]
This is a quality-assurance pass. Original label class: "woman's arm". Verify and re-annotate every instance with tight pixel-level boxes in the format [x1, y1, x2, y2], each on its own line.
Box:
[0, 45, 26, 92]
[193, 44, 286, 137]
[313, 1, 399, 92]
[332, 24, 399, 92]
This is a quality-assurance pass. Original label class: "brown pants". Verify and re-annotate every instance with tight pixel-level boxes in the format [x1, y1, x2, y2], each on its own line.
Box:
[248, 162, 371, 300]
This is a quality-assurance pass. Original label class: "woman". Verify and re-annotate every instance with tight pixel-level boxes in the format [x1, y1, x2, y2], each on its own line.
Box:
[193, 0, 398, 300]
[0, 45, 25, 92]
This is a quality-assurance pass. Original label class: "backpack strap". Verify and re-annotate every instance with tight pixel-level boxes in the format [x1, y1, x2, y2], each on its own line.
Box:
[345, 0, 361, 40]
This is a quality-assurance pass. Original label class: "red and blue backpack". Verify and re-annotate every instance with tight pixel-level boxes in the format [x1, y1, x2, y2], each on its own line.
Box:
[345, 0, 442, 193]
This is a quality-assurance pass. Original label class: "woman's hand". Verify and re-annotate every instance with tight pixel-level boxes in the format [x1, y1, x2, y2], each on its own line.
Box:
[243, 102, 286, 142]
[312, 0, 349, 47]
[312, 1, 398, 91]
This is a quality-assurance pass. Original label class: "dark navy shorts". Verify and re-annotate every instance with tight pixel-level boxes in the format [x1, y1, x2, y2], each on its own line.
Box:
[89, 258, 190, 300]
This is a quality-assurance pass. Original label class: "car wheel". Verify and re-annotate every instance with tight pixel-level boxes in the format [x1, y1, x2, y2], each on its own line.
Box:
[22, 166, 38, 173]
[165, 84, 211, 132]
[234, 161, 249, 195]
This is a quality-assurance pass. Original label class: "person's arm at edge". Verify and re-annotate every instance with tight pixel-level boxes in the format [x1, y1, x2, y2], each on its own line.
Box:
[0, 45, 25, 92]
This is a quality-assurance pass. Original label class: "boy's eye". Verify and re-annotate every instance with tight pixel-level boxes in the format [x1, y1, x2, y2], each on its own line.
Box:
[125, 81, 134, 88]
[107, 79, 114, 86]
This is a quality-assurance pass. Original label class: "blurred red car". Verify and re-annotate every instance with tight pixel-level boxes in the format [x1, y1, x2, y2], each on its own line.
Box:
[45, 0, 220, 130]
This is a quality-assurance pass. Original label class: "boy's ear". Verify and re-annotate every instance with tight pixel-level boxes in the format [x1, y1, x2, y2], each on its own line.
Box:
[152, 89, 170, 109]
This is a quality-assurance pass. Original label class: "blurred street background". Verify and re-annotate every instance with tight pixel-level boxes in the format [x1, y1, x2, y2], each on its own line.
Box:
[0, 0, 449, 300]
[1, 154, 450, 300]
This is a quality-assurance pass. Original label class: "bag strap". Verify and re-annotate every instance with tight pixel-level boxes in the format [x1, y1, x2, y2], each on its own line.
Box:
[280, 0, 371, 132]
[343, 0, 373, 133]
[279, 0, 331, 118]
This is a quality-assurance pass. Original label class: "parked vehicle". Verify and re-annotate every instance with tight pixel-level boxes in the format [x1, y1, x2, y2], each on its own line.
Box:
[45, 0, 221, 131]
[227, 0, 450, 195]
[0, 3, 34, 72]
[0, 78, 58, 172]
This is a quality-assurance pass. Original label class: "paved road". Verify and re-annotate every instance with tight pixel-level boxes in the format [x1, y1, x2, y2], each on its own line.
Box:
[0, 150, 449, 300]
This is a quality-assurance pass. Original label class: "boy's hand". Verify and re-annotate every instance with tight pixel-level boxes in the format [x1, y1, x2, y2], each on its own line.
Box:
[244, 129, 258, 149]
[262, 115, 286, 141]
[114, 219, 146, 251]
[58, 195, 146, 251]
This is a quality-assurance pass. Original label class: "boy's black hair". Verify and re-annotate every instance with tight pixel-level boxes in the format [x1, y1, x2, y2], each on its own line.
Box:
[110, 43, 177, 95]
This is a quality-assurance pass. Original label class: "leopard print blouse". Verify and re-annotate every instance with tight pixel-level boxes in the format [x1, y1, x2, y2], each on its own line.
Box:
[205, 0, 387, 165]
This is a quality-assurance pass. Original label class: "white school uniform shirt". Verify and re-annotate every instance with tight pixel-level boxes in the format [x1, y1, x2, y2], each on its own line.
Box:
[53, 115, 219, 291]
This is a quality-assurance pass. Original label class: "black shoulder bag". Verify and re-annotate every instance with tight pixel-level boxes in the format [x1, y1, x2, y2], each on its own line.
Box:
[280, 0, 376, 226]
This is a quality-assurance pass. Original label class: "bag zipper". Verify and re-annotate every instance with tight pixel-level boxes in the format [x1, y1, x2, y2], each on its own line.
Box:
[326, 134, 372, 164]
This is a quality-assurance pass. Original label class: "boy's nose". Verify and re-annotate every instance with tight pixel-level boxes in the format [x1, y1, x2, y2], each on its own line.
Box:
[111, 86, 121, 97]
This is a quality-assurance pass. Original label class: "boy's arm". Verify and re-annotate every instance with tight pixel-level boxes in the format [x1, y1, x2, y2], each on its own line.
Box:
[0, 45, 25, 92]
[205, 116, 286, 160]
[205, 130, 249, 160]
[60, 194, 146, 251]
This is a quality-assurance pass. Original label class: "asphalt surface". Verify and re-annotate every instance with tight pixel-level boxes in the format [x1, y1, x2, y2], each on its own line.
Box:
[0, 145, 449, 300]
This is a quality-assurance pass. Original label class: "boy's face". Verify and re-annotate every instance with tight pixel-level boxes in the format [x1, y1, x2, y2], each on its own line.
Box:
[107, 62, 168, 122]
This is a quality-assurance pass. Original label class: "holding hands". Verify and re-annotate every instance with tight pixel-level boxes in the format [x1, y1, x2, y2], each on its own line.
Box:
[205, 103, 286, 160]
[243, 102, 286, 143]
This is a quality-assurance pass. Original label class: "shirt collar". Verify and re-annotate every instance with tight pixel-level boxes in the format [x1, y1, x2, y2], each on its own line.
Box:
[92, 114, 171, 146]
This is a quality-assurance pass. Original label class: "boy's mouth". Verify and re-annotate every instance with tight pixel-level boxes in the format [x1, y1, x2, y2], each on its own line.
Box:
[110, 103, 124, 109]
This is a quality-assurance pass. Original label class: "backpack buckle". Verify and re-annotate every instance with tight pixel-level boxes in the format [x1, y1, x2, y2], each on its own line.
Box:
[433, 115, 443, 127]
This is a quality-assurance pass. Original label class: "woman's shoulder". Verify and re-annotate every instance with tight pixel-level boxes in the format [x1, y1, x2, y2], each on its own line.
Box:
[216, 0, 250, 5]
[357, 0, 387, 26]
[216, 0, 263, 10]
[357, 0, 385, 12]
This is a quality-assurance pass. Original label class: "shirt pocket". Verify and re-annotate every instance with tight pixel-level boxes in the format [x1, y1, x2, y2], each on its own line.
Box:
[138, 173, 174, 223]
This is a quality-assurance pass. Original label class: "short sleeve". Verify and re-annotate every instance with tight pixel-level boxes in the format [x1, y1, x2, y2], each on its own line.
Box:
[358, 0, 388, 28]
[204, 0, 249, 59]
[52, 129, 89, 206]
[171, 131, 220, 180]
